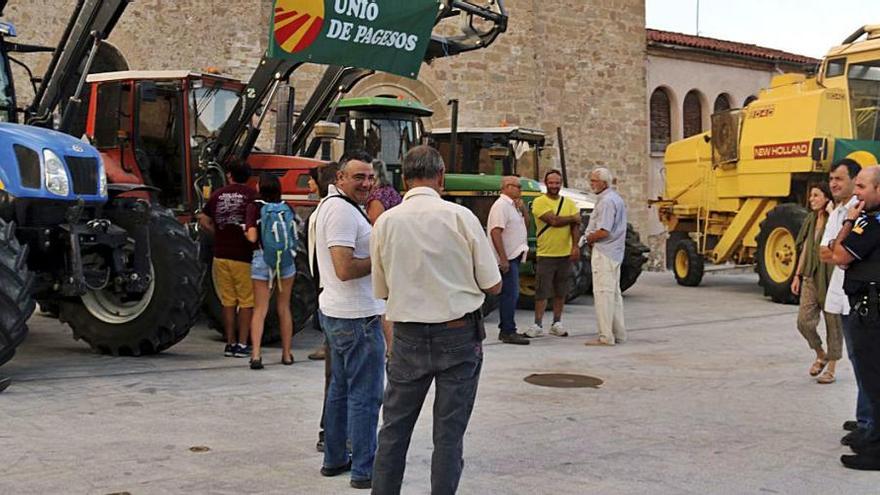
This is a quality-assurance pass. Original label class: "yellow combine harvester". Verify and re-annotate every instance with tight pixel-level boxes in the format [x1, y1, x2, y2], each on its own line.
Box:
[654, 25, 880, 303]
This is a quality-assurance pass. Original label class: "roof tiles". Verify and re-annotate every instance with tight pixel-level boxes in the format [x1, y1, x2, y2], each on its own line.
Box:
[647, 28, 820, 66]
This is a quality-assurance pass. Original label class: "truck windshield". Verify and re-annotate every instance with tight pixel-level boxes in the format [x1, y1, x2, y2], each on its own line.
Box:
[848, 60, 880, 140]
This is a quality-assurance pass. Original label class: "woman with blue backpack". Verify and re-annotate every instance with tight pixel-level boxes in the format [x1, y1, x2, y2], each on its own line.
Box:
[245, 173, 298, 369]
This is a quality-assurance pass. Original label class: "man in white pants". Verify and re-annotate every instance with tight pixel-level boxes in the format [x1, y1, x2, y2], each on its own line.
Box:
[582, 168, 628, 346]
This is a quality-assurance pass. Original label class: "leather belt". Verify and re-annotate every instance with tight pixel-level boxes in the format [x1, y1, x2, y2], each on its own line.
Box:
[405, 309, 481, 328]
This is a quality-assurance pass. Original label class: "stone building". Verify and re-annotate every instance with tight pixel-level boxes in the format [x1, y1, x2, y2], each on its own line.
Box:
[5, 0, 650, 232]
[644, 29, 819, 267]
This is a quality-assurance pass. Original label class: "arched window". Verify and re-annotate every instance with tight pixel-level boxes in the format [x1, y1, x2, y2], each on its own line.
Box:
[650, 88, 672, 152]
[713, 94, 731, 113]
[683, 90, 703, 138]
[743, 95, 758, 107]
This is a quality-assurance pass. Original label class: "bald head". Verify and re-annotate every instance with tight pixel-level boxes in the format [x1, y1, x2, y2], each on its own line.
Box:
[854, 166, 880, 210]
[864, 166, 880, 186]
[501, 175, 522, 200]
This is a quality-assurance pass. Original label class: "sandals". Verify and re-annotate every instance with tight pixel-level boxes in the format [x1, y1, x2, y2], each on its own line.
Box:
[282, 355, 294, 366]
[809, 359, 828, 377]
[250, 357, 264, 370]
[818, 369, 836, 384]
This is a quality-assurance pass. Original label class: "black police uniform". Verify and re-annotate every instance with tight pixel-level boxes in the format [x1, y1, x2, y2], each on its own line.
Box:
[842, 210, 880, 451]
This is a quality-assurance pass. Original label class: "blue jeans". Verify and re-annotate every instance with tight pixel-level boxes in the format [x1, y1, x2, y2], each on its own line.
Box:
[372, 313, 484, 495]
[498, 258, 520, 335]
[319, 311, 385, 482]
[843, 313, 873, 430]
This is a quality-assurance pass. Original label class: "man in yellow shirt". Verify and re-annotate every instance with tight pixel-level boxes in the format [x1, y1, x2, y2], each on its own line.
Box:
[524, 170, 581, 337]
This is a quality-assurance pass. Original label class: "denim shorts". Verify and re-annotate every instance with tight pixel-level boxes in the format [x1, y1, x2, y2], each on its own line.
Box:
[251, 249, 295, 281]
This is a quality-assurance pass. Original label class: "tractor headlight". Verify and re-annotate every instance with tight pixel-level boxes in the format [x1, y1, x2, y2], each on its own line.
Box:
[43, 149, 69, 196]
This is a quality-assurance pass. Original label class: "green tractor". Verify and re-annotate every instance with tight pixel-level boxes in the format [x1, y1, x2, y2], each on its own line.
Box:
[324, 97, 649, 309]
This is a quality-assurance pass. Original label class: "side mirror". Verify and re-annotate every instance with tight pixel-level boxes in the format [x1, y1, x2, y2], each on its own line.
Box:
[811, 137, 829, 161]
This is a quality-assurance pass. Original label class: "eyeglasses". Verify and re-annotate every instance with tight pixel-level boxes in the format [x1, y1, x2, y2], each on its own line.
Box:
[348, 173, 376, 183]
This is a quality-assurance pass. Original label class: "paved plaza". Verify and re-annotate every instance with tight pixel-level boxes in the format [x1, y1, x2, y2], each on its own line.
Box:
[2, 272, 877, 494]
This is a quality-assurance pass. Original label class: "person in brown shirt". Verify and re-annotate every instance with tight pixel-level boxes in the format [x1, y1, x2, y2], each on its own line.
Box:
[199, 159, 256, 358]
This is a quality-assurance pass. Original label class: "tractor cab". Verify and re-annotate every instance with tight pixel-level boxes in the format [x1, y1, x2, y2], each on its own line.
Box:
[328, 96, 431, 189]
[428, 126, 547, 181]
[83, 70, 243, 213]
[0, 20, 18, 123]
[83, 70, 322, 218]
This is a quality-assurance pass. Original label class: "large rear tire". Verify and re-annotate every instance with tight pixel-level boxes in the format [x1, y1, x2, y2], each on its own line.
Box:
[0, 219, 34, 366]
[755, 203, 807, 304]
[60, 205, 204, 355]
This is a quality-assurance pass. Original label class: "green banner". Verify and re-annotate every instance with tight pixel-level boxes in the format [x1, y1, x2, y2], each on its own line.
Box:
[269, 0, 437, 79]
[832, 138, 880, 166]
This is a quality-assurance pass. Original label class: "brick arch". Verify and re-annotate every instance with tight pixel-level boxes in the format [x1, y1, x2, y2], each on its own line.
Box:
[350, 74, 448, 131]
[713, 92, 733, 113]
[683, 89, 708, 138]
[649, 86, 675, 153]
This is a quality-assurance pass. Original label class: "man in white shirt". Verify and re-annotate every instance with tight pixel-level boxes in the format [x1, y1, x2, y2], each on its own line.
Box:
[820, 158, 868, 446]
[314, 150, 386, 490]
[583, 167, 628, 346]
[371, 145, 501, 495]
[487, 176, 531, 345]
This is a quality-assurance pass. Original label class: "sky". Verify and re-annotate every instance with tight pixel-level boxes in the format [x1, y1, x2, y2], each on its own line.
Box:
[646, 0, 880, 59]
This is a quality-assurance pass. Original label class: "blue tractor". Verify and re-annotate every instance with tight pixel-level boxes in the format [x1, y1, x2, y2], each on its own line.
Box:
[0, 0, 203, 367]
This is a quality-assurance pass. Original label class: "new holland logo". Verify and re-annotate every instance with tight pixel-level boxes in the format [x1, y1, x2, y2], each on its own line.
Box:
[753, 141, 810, 160]
[71, 144, 84, 153]
[274, 0, 325, 54]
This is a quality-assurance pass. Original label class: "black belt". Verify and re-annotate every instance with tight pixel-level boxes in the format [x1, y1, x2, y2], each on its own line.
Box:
[402, 309, 482, 328]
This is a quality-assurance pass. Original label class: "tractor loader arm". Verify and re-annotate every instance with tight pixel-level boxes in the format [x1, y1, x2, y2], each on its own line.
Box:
[26, 0, 131, 130]
[426, 0, 508, 61]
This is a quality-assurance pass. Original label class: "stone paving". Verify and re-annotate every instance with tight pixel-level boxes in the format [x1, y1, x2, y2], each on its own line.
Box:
[2, 272, 877, 494]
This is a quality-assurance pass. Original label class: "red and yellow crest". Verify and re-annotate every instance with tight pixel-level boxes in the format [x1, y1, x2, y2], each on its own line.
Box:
[274, 0, 325, 54]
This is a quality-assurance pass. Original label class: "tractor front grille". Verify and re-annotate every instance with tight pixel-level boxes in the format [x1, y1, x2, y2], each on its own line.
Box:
[65, 156, 99, 195]
[15, 145, 40, 189]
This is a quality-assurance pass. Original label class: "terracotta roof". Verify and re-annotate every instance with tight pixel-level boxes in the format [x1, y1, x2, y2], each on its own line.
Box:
[647, 28, 820, 66]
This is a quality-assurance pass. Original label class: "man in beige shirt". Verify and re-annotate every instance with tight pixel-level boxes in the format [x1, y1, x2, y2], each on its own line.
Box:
[370, 145, 501, 495]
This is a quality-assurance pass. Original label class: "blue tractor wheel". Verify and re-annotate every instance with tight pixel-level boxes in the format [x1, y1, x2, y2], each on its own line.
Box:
[0, 217, 35, 366]
[58, 204, 204, 355]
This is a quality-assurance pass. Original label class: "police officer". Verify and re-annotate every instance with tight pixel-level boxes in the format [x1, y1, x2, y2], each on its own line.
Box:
[832, 166, 880, 470]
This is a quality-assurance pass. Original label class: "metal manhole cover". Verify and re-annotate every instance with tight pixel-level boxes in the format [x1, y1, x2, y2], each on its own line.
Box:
[524, 373, 603, 388]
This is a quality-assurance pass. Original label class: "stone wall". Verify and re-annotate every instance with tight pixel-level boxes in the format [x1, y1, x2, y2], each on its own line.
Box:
[6, 0, 649, 234]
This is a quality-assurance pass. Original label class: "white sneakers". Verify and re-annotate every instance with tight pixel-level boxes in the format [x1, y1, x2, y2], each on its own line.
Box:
[521, 322, 568, 338]
[549, 321, 568, 337]
[521, 323, 544, 338]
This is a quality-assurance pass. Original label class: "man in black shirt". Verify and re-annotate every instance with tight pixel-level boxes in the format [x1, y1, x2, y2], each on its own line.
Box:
[832, 166, 880, 470]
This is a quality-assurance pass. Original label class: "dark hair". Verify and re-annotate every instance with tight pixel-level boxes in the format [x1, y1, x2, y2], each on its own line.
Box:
[402, 145, 444, 181]
[544, 169, 562, 182]
[340, 149, 374, 171]
[832, 158, 861, 179]
[808, 181, 833, 204]
[258, 173, 282, 203]
[227, 158, 251, 184]
[309, 161, 339, 198]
